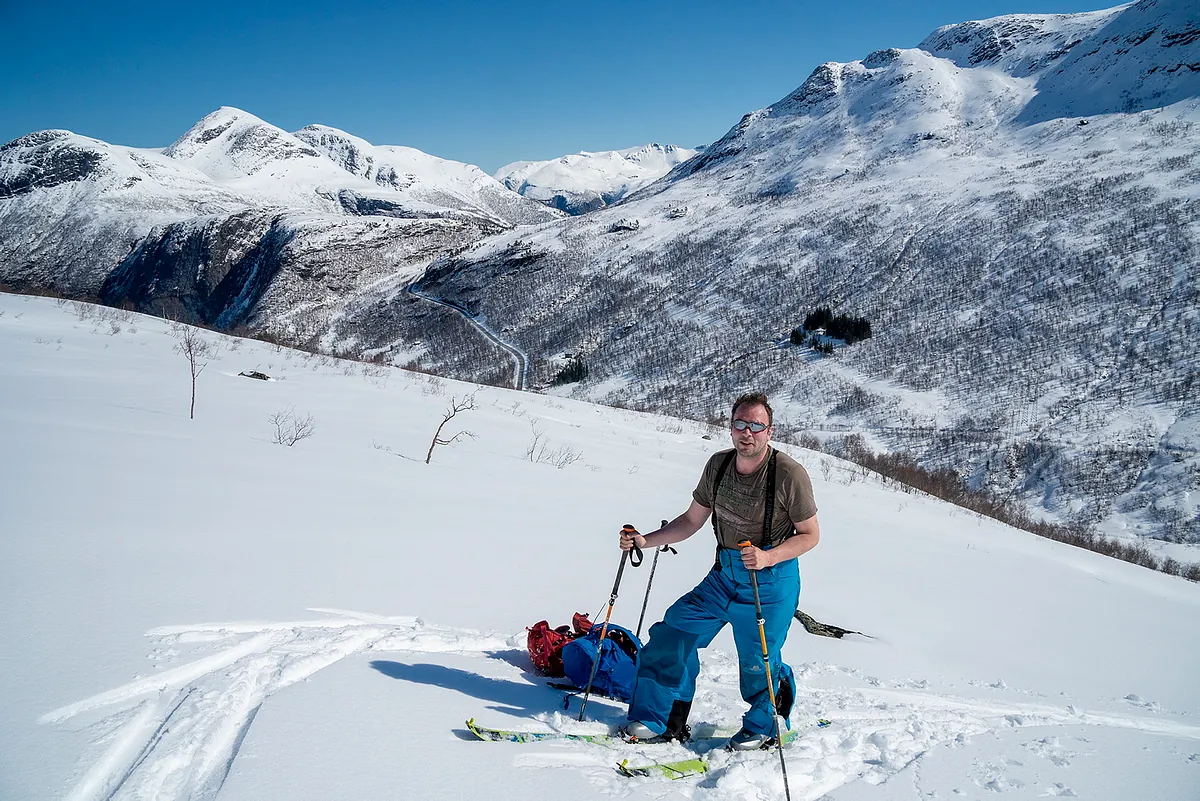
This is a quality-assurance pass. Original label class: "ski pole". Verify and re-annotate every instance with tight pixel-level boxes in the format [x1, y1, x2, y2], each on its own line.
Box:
[635, 519, 675, 640]
[739, 540, 792, 801]
[579, 525, 642, 721]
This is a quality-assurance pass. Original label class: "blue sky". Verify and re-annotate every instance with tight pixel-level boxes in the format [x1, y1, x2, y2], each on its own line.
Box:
[2, 0, 1108, 173]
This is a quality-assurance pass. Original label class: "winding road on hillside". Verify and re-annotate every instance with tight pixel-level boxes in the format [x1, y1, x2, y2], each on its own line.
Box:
[405, 284, 528, 390]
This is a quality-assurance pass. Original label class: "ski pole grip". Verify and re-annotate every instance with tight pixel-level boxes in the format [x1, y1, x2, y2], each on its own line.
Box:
[621, 524, 644, 566]
[738, 540, 759, 572]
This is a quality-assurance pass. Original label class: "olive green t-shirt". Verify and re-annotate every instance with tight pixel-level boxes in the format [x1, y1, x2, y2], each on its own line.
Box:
[692, 447, 817, 549]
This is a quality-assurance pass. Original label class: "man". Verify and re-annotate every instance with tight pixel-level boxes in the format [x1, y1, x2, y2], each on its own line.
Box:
[619, 392, 820, 749]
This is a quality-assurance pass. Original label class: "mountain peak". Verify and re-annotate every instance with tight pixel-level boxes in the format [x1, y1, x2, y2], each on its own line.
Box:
[1, 129, 76, 150]
[164, 108, 320, 180]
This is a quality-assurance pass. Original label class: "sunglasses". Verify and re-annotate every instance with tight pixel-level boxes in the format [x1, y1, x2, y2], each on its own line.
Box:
[731, 419, 769, 433]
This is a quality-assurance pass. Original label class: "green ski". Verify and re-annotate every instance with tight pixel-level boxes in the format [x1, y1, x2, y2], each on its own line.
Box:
[466, 718, 615, 745]
[466, 718, 824, 746]
[618, 756, 709, 779]
[614, 719, 832, 780]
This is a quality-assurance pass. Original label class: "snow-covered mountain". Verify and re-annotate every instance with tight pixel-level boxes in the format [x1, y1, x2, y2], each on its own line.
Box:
[0, 129, 255, 292]
[495, 143, 701, 214]
[162, 107, 562, 225]
[0, 107, 561, 340]
[402, 0, 1200, 543]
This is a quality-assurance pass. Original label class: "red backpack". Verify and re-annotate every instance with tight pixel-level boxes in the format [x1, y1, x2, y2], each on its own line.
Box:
[527, 613, 593, 675]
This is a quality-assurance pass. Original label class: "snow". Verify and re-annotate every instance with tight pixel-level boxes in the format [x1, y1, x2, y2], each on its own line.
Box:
[2, 291, 1199, 800]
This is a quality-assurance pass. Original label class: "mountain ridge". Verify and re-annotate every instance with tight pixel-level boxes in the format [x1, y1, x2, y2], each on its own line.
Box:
[495, 142, 701, 214]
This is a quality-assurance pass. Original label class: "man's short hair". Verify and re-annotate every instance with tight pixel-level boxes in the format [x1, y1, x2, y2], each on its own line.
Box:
[731, 392, 773, 425]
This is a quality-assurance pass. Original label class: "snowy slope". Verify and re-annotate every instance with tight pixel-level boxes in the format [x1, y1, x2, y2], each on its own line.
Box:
[1013, 0, 1200, 121]
[495, 143, 701, 214]
[408, 0, 1200, 544]
[2, 292, 1199, 801]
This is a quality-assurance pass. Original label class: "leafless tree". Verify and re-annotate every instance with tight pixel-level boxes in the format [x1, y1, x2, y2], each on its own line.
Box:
[172, 323, 215, 420]
[425, 392, 477, 464]
[269, 407, 315, 446]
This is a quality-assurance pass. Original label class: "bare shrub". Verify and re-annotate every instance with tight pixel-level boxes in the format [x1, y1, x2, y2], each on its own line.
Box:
[525, 420, 546, 461]
[426, 392, 477, 464]
[420, 374, 446, 397]
[820, 458, 834, 483]
[538, 443, 584, 469]
[524, 419, 584, 468]
[794, 433, 823, 451]
[269, 407, 315, 446]
[657, 418, 686, 435]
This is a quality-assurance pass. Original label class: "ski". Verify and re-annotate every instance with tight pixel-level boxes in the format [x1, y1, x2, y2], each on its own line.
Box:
[466, 717, 830, 750]
[467, 717, 805, 746]
[618, 756, 709, 779]
[615, 719, 832, 780]
[466, 718, 614, 745]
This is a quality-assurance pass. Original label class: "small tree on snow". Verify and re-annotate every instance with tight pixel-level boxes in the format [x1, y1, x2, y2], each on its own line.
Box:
[426, 392, 477, 464]
[172, 323, 214, 420]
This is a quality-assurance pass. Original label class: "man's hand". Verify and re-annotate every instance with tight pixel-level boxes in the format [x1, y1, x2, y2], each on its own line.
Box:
[620, 525, 647, 552]
[738, 541, 775, 570]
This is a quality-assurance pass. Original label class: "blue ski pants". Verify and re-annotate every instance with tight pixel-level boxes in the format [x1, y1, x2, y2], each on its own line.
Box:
[627, 547, 800, 735]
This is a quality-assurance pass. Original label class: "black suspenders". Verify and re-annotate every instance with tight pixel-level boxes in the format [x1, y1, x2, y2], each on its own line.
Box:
[711, 448, 779, 563]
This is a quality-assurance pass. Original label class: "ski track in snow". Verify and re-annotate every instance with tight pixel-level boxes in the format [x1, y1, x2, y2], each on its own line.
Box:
[40, 611, 509, 801]
[40, 613, 1200, 801]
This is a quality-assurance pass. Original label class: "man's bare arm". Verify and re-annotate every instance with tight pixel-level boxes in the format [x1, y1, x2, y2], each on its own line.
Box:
[621, 501, 711, 551]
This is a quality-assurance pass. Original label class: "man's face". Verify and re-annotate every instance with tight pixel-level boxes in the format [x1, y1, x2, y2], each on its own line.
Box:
[730, 402, 772, 461]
